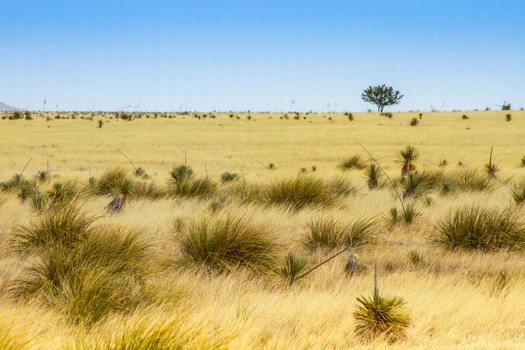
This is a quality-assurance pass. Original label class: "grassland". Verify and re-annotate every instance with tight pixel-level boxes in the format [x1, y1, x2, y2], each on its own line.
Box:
[1, 110, 525, 349]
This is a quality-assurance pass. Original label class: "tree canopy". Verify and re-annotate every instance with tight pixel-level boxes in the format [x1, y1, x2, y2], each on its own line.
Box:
[361, 85, 404, 112]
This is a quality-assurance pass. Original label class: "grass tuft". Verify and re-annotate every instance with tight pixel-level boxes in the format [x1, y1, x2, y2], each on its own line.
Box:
[433, 205, 525, 251]
[175, 215, 279, 273]
[510, 179, 525, 205]
[273, 253, 308, 286]
[339, 155, 367, 170]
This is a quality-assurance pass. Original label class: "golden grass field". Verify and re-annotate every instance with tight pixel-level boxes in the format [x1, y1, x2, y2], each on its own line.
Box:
[1, 110, 525, 349]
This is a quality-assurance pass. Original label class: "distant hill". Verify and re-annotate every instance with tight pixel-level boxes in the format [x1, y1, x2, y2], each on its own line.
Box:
[0, 102, 21, 111]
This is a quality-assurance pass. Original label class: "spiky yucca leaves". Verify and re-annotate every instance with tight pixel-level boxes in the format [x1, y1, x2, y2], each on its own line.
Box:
[509, 180, 525, 205]
[47, 181, 82, 207]
[273, 253, 308, 286]
[365, 164, 382, 190]
[399, 173, 429, 199]
[302, 216, 377, 250]
[175, 215, 279, 273]
[11, 228, 149, 326]
[396, 146, 419, 176]
[169, 165, 194, 184]
[402, 203, 421, 224]
[353, 294, 410, 343]
[339, 155, 367, 170]
[433, 205, 525, 251]
[13, 205, 96, 252]
[262, 176, 338, 211]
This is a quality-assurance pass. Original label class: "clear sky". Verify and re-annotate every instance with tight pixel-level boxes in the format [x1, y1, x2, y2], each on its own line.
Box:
[1, 1, 524, 112]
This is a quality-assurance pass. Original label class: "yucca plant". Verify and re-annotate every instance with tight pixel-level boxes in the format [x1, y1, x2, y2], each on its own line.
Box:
[353, 262, 410, 343]
[274, 253, 308, 286]
[302, 216, 377, 250]
[175, 215, 279, 273]
[89, 168, 131, 196]
[384, 207, 400, 230]
[47, 181, 81, 207]
[364, 164, 382, 190]
[433, 205, 525, 251]
[402, 203, 421, 224]
[396, 146, 420, 176]
[169, 165, 194, 184]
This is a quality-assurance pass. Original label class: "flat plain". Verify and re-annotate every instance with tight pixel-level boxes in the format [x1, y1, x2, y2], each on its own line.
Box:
[1, 110, 525, 349]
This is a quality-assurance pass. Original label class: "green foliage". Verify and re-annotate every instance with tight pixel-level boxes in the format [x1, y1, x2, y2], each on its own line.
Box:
[29, 189, 48, 212]
[302, 216, 377, 250]
[262, 176, 339, 210]
[353, 294, 410, 343]
[339, 155, 367, 170]
[396, 146, 419, 176]
[433, 205, 525, 251]
[361, 84, 404, 113]
[175, 215, 279, 273]
[365, 164, 382, 190]
[13, 205, 96, 251]
[168, 165, 193, 184]
[399, 173, 429, 199]
[273, 253, 308, 286]
[47, 181, 82, 207]
[169, 165, 216, 198]
[401, 203, 421, 224]
[502, 101, 511, 110]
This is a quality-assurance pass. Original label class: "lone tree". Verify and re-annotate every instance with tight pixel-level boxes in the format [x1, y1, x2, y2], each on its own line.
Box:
[362, 85, 404, 112]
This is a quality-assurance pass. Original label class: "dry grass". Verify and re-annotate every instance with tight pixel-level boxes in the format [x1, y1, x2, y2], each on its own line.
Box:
[1, 110, 525, 348]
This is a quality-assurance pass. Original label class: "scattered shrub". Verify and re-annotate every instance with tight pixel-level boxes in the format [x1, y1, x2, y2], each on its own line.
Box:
[221, 172, 239, 183]
[89, 168, 131, 196]
[175, 215, 278, 273]
[462, 114, 469, 120]
[339, 155, 367, 170]
[169, 165, 217, 198]
[502, 102, 511, 110]
[506, 114, 512, 122]
[433, 205, 525, 251]
[409, 117, 419, 126]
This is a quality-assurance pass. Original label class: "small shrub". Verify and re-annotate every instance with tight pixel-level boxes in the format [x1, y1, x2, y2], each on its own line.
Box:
[438, 159, 448, 167]
[384, 208, 400, 229]
[326, 177, 357, 197]
[134, 167, 146, 177]
[433, 205, 525, 251]
[169, 165, 193, 184]
[89, 168, 131, 196]
[273, 253, 308, 286]
[221, 172, 239, 183]
[521, 156, 525, 167]
[339, 155, 367, 170]
[175, 215, 278, 273]
[401, 203, 421, 224]
[47, 181, 81, 207]
[462, 114, 469, 120]
[399, 173, 429, 199]
[409, 117, 419, 126]
[408, 250, 423, 267]
[502, 101, 511, 110]
[302, 216, 377, 250]
[36, 170, 50, 182]
[506, 113, 512, 122]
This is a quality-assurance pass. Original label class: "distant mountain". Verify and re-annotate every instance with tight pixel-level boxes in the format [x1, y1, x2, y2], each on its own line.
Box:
[0, 102, 21, 111]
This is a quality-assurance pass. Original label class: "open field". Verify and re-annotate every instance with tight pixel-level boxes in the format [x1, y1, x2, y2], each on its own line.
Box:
[1, 110, 525, 349]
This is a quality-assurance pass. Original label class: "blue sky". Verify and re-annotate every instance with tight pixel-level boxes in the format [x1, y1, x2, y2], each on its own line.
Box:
[1, 1, 524, 112]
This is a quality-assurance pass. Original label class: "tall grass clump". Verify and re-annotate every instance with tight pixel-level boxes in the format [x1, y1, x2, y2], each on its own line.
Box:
[438, 169, 493, 195]
[89, 168, 133, 196]
[175, 215, 278, 273]
[13, 205, 96, 251]
[11, 228, 149, 326]
[47, 180, 82, 207]
[433, 205, 525, 251]
[399, 173, 429, 199]
[168, 165, 217, 198]
[262, 176, 338, 210]
[339, 155, 367, 170]
[302, 216, 377, 250]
